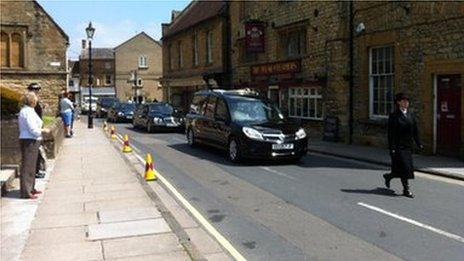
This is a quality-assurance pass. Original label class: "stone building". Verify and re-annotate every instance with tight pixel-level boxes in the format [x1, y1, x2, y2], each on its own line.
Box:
[114, 32, 163, 103]
[1, 0, 69, 114]
[161, 0, 231, 113]
[79, 46, 116, 100]
[229, 1, 464, 158]
[229, 1, 347, 139]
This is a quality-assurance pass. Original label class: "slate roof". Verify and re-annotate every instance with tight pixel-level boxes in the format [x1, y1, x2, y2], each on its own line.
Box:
[79, 48, 114, 60]
[163, 0, 226, 39]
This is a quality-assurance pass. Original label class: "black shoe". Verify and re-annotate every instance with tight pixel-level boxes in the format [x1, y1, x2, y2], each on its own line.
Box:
[403, 190, 414, 198]
[383, 174, 391, 188]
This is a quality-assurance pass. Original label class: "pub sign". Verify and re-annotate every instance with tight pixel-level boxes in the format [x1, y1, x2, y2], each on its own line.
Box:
[245, 22, 265, 53]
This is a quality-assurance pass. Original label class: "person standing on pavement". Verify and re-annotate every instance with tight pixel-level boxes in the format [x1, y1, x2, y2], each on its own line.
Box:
[27, 83, 47, 179]
[18, 92, 49, 199]
[59, 92, 75, 138]
[383, 93, 423, 198]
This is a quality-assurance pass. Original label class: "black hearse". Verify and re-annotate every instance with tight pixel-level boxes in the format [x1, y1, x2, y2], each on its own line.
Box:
[185, 89, 308, 163]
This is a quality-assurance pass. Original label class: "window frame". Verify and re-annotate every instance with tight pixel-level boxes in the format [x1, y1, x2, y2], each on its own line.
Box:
[369, 45, 394, 119]
[138, 56, 148, 69]
[214, 98, 230, 122]
[206, 30, 213, 64]
[288, 87, 323, 120]
[204, 96, 217, 119]
[279, 27, 307, 59]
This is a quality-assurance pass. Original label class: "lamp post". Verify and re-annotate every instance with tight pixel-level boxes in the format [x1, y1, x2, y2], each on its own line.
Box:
[86, 22, 95, 128]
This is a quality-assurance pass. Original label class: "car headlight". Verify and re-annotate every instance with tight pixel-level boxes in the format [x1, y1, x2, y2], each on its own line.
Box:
[242, 127, 264, 141]
[295, 128, 307, 140]
[153, 117, 163, 124]
[118, 112, 124, 116]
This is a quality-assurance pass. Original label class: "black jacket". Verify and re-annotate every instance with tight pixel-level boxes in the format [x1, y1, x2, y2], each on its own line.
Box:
[388, 110, 421, 152]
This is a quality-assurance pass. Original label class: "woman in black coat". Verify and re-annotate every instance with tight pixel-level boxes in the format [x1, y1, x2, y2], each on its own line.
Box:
[383, 93, 423, 198]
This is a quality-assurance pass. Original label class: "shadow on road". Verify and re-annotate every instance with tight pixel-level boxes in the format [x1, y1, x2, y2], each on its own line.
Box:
[168, 143, 383, 170]
[341, 187, 399, 197]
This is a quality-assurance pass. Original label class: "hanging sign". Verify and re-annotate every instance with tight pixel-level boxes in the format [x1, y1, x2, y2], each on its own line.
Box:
[245, 22, 265, 53]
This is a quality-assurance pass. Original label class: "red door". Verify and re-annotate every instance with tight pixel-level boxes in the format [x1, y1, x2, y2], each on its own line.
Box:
[437, 75, 462, 157]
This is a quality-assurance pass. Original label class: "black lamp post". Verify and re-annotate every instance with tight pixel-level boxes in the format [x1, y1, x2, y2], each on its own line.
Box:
[86, 22, 95, 128]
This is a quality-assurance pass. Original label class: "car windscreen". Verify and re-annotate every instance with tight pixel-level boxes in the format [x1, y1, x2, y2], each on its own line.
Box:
[116, 103, 135, 111]
[101, 98, 118, 107]
[149, 104, 173, 114]
[228, 97, 284, 123]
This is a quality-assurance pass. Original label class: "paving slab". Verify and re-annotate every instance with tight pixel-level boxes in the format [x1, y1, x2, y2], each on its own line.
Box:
[85, 197, 153, 212]
[103, 233, 184, 259]
[184, 228, 223, 255]
[31, 212, 98, 229]
[87, 218, 171, 241]
[21, 241, 103, 261]
[84, 183, 141, 193]
[106, 251, 190, 261]
[92, 188, 147, 201]
[35, 201, 84, 216]
[99, 207, 162, 223]
[26, 226, 86, 246]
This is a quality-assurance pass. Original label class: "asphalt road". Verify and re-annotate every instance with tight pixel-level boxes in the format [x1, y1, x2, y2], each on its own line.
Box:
[99, 120, 464, 261]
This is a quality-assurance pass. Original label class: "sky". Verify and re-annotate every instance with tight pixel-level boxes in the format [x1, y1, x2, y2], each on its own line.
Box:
[37, 0, 190, 60]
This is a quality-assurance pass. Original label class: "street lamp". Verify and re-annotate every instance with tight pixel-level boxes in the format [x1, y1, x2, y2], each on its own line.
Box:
[86, 22, 95, 128]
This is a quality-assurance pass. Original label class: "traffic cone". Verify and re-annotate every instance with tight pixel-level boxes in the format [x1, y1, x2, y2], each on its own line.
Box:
[110, 125, 116, 140]
[144, 153, 157, 181]
[122, 134, 133, 153]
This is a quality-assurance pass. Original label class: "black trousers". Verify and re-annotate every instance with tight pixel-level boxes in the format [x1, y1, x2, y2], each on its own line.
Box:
[20, 139, 40, 198]
[384, 173, 410, 191]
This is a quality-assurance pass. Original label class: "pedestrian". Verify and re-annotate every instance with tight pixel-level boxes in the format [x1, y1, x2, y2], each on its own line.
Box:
[59, 92, 75, 137]
[18, 92, 49, 199]
[27, 83, 47, 179]
[383, 93, 423, 198]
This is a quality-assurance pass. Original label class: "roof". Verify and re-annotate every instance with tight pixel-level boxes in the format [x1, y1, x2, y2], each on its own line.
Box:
[33, 0, 69, 44]
[163, 0, 226, 39]
[114, 32, 161, 51]
[70, 60, 79, 74]
[79, 48, 114, 60]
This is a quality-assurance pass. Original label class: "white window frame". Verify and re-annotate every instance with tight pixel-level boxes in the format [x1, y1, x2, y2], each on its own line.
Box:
[138, 56, 148, 69]
[288, 87, 323, 120]
[206, 31, 213, 64]
[369, 45, 394, 119]
[193, 32, 199, 66]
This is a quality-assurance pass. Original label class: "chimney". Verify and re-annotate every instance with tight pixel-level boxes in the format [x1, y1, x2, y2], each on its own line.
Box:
[171, 10, 181, 22]
[82, 39, 87, 49]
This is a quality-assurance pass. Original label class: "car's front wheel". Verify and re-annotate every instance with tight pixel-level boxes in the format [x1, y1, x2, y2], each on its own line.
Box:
[187, 129, 196, 147]
[228, 138, 242, 163]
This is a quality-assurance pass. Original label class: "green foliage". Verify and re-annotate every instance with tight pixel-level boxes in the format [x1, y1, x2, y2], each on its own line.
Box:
[42, 116, 56, 127]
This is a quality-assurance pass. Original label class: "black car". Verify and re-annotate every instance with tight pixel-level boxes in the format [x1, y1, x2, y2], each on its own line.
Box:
[185, 89, 308, 163]
[107, 102, 136, 123]
[132, 102, 184, 133]
[96, 97, 119, 118]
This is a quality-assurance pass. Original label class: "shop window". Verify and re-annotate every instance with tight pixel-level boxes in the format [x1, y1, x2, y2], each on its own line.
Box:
[288, 87, 322, 120]
[370, 45, 394, 118]
[279, 28, 306, 59]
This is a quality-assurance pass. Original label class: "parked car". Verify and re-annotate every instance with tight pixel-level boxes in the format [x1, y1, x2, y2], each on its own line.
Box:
[96, 97, 119, 118]
[81, 97, 98, 114]
[185, 89, 308, 163]
[132, 102, 184, 133]
[107, 102, 136, 123]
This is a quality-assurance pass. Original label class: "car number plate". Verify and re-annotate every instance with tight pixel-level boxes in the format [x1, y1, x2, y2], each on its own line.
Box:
[272, 143, 294, 150]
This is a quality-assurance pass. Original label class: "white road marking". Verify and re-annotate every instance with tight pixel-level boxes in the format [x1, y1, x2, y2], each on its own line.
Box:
[259, 166, 297, 181]
[112, 130, 246, 261]
[358, 202, 464, 244]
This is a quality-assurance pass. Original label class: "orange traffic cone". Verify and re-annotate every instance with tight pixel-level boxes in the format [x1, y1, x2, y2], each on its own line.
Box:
[122, 134, 133, 153]
[144, 153, 157, 181]
[110, 125, 116, 140]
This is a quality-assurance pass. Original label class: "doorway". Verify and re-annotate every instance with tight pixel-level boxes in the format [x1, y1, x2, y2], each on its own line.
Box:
[268, 86, 281, 108]
[436, 74, 461, 157]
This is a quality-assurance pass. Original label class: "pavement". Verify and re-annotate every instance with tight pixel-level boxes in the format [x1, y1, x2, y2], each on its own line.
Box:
[308, 140, 464, 181]
[1, 120, 233, 261]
